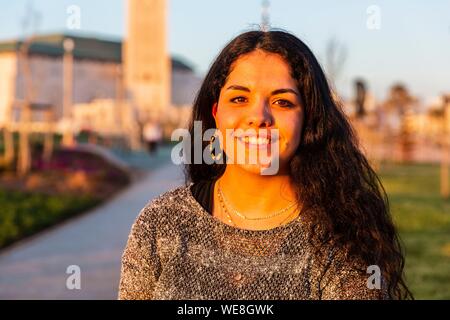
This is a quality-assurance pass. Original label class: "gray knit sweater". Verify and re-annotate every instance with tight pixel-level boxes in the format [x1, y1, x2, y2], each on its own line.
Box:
[118, 183, 387, 300]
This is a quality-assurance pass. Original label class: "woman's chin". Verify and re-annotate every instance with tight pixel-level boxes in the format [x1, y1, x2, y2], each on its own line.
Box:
[234, 161, 278, 176]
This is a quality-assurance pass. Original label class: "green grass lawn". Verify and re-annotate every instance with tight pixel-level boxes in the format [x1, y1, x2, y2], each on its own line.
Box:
[378, 162, 450, 299]
[0, 190, 100, 249]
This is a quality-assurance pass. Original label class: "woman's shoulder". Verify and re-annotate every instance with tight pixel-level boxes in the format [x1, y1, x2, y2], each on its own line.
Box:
[144, 183, 193, 211]
[131, 183, 199, 233]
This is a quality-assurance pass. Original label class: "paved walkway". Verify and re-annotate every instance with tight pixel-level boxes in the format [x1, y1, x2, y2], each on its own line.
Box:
[0, 147, 185, 299]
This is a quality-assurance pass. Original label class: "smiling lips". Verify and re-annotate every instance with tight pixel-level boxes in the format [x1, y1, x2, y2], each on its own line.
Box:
[239, 135, 270, 145]
[234, 132, 278, 148]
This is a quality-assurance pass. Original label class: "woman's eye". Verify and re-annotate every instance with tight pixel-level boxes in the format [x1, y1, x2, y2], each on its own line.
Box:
[274, 99, 294, 108]
[230, 96, 248, 103]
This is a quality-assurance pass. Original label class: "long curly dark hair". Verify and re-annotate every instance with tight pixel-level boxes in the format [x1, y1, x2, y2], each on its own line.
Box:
[184, 30, 412, 299]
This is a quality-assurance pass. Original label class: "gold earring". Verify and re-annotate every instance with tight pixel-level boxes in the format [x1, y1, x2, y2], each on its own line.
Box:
[209, 134, 222, 161]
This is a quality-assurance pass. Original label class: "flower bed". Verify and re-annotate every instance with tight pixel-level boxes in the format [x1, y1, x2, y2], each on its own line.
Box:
[0, 146, 132, 249]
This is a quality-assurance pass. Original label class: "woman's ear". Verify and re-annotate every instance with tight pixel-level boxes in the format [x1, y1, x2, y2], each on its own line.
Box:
[212, 103, 218, 119]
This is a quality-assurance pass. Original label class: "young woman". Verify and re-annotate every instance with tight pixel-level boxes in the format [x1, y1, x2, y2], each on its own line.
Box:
[119, 30, 412, 300]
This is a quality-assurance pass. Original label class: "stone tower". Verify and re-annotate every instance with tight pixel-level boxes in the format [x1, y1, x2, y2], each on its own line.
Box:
[124, 0, 171, 123]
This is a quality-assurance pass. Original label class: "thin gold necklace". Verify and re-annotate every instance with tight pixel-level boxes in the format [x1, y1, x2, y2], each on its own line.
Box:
[218, 191, 297, 228]
[217, 182, 298, 228]
[217, 180, 298, 221]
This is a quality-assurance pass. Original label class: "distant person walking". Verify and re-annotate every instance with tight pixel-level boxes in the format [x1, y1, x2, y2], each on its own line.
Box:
[143, 120, 163, 154]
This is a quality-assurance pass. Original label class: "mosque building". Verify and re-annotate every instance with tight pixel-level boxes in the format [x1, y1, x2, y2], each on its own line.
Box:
[0, 0, 201, 147]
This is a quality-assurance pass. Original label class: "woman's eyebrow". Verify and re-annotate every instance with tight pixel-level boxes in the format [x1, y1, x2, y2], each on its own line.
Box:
[271, 88, 299, 96]
[226, 85, 250, 92]
[226, 85, 298, 96]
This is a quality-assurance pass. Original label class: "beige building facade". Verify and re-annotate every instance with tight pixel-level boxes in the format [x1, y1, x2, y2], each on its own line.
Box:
[0, 33, 201, 140]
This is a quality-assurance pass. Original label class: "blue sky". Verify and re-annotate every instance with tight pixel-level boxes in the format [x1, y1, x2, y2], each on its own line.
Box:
[1, 0, 449, 103]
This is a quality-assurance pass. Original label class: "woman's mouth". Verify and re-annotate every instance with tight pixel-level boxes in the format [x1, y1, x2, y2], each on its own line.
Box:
[236, 134, 277, 149]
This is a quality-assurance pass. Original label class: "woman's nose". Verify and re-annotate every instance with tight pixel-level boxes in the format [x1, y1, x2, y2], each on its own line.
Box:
[246, 98, 274, 128]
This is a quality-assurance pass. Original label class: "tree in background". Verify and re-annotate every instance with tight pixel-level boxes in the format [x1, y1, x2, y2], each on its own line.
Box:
[325, 37, 347, 90]
[382, 84, 417, 163]
[354, 79, 367, 119]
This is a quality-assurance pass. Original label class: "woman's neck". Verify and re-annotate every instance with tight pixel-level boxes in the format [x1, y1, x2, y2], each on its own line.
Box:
[217, 164, 298, 219]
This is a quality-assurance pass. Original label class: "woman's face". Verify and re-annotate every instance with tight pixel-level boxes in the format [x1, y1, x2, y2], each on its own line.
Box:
[212, 49, 304, 175]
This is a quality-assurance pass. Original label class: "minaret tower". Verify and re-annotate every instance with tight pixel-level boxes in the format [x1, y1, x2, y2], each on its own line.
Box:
[124, 0, 171, 123]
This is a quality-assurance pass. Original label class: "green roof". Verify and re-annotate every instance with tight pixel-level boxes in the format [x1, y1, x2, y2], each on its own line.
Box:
[0, 33, 193, 71]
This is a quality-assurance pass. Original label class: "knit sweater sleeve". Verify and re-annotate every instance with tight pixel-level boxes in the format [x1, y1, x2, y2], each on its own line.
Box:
[319, 249, 389, 300]
[118, 205, 161, 300]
